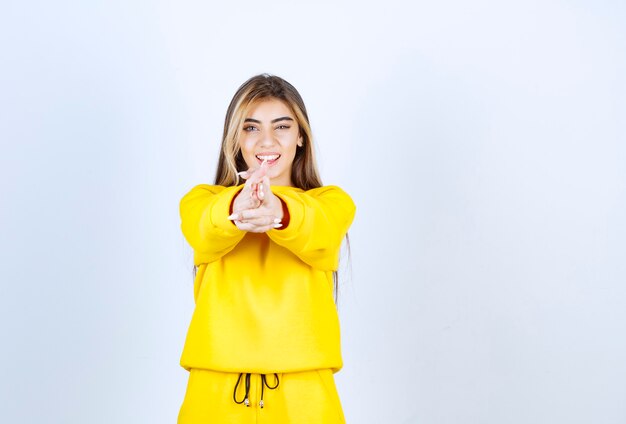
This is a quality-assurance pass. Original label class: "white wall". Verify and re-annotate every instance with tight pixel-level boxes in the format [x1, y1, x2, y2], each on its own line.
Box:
[1, 1, 625, 423]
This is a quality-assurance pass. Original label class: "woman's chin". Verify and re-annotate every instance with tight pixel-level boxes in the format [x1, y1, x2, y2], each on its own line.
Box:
[269, 171, 289, 186]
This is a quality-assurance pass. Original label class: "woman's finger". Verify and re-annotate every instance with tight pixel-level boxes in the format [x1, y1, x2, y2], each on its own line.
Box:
[234, 220, 282, 233]
[251, 183, 257, 199]
[228, 210, 278, 223]
[242, 169, 264, 200]
[233, 185, 259, 209]
[241, 216, 281, 227]
[252, 161, 268, 197]
[228, 209, 281, 225]
[242, 161, 267, 183]
[256, 173, 274, 202]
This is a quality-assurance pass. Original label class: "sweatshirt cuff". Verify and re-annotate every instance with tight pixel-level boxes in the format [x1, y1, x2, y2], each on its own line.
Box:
[269, 191, 305, 241]
[209, 185, 244, 234]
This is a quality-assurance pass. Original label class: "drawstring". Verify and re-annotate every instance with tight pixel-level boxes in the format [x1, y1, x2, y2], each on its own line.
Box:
[233, 373, 280, 408]
[233, 373, 251, 406]
[259, 373, 280, 408]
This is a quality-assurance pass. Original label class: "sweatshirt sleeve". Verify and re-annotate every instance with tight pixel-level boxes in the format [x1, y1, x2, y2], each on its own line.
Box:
[179, 184, 245, 264]
[268, 185, 356, 271]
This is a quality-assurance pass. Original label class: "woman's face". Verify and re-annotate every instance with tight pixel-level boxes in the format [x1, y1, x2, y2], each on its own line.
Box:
[238, 98, 302, 187]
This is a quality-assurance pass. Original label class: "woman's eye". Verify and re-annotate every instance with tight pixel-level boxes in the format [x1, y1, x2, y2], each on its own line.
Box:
[243, 126, 257, 132]
[276, 125, 290, 130]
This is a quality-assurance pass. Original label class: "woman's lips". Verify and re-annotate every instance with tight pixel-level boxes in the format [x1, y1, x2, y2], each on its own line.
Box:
[255, 154, 280, 165]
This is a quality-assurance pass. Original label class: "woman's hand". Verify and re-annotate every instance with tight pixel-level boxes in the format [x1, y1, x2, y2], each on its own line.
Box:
[229, 161, 284, 233]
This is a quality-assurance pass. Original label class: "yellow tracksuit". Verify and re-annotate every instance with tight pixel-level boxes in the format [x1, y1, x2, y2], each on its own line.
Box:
[177, 184, 356, 423]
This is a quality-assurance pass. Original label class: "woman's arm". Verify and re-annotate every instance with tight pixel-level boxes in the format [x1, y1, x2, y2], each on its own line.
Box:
[179, 184, 246, 263]
[224, 164, 356, 270]
[267, 186, 356, 271]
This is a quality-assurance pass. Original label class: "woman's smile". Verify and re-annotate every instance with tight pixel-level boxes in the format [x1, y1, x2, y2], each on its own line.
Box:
[255, 153, 281, 166]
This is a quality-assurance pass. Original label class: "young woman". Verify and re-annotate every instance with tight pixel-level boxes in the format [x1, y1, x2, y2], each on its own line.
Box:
[177, 74, 355, 423]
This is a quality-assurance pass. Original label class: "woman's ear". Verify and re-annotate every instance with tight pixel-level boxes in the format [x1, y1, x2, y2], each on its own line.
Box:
[297, 135, 303, 147]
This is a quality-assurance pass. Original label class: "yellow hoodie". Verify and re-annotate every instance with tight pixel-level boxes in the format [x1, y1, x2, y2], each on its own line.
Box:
[179, 184, 356, 374]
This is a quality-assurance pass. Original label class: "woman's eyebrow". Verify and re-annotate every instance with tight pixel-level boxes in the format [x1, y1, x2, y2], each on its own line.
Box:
[271, 116, 294, 123]
[244, 116, 294, 124]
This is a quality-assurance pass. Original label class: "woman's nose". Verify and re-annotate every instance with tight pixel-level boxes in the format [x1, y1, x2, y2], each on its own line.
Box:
[259, 130, 276, 147]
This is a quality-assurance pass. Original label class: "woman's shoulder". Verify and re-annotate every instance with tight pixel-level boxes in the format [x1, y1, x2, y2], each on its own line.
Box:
[272, 184, 350, 197]
[184, 183, 243, 194]
[274, 185, 355, 212]
[307, 185, 352, 199]
[180, 184, 244, 203]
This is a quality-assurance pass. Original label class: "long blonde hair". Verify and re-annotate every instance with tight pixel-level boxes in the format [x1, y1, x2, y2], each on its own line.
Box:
[214, 73, 322, 189]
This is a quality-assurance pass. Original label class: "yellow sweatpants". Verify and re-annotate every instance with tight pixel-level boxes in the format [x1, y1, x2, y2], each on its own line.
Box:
[177, 368, 345, 424]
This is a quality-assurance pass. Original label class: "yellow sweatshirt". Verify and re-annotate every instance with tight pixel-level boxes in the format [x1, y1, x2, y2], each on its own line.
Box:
[179, 184, 356, 374]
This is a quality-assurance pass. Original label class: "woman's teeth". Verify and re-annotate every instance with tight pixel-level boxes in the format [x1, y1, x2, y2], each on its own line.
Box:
[256, 154, 280, 162]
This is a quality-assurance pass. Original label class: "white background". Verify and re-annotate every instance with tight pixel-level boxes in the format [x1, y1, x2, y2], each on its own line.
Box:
[1, 1, 625, 423]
